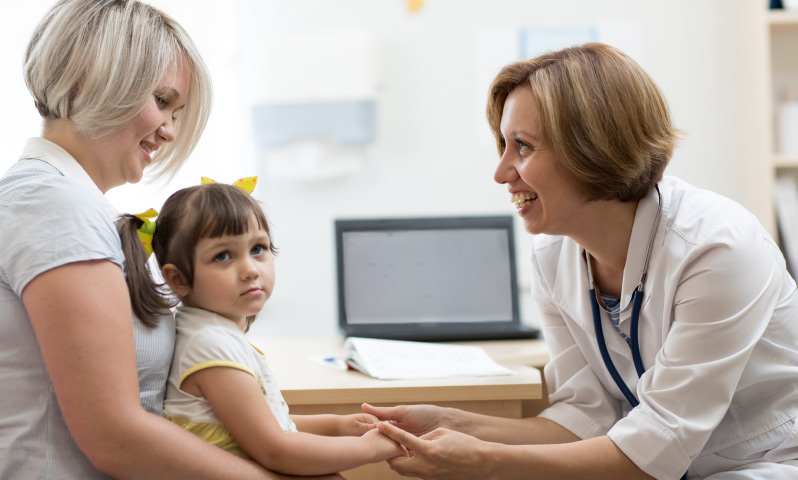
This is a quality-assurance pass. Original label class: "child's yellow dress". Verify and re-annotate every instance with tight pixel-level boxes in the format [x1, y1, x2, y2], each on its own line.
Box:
[164, 306, 297, 457]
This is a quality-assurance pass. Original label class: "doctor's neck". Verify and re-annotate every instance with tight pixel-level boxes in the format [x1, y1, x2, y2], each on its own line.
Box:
[575, 199, 639, 297]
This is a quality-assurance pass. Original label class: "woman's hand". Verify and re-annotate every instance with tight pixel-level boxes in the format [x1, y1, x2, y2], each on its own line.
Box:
[362, 403, 447, 436]
[375, 422, 494, 480]
[336, 413, 380, 436]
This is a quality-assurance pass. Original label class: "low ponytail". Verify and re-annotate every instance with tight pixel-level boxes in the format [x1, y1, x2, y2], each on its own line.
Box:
[116, 214, 177, 327]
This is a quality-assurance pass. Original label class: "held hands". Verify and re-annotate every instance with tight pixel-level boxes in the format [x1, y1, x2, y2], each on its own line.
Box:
[362, 403, 446, 436]
[361, 403, 492, 477]
[375, 422, 493, 480]
[336, 412, 410, 461]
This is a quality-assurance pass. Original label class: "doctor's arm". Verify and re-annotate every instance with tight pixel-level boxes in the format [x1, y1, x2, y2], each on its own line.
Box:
[376, 422, 652, 480]
[23, 260, 342, 480]
[363, 402, 579, 445]
[363, 344, 652, 480]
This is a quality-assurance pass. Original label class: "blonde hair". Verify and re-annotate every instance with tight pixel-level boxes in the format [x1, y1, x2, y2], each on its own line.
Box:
[487, 43, 680, 202]
[24, 0, 212, 180]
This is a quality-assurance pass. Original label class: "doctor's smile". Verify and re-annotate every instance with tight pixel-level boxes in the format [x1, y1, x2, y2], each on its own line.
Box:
[510, 191, 537, 210]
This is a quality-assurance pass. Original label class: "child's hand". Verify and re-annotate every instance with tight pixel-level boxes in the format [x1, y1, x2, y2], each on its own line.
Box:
[336, 413, 380, 436]
[363, 426, 410, 461]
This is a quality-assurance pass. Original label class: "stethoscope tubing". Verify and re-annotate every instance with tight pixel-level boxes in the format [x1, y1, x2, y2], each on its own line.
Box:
[590, 287, 641, 407]
[629, 288, 645, 377]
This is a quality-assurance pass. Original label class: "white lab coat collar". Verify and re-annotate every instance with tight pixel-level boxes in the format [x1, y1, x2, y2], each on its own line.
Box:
[618, 184, 664, 313]
[549, 184, 666, 358]
[19, 137, 119, 219]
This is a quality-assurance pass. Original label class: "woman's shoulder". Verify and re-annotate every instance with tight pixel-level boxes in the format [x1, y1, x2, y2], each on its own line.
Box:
[1, 158, 59, 196]
[1, 160, 116, 241]
[2, 159, 104, 215]
[661, 176, 769, 247]
[0, 160, 123, 295]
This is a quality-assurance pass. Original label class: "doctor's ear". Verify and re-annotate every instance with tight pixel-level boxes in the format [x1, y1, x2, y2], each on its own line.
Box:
[162, 264, 190, 297]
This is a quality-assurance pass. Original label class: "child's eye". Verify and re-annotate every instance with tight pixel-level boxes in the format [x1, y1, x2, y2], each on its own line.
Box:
[251, 244, 267, 256]
[213, 251, 231, 262]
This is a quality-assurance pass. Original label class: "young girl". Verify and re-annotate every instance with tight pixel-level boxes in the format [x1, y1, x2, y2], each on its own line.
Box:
[117, 179, 404, 476]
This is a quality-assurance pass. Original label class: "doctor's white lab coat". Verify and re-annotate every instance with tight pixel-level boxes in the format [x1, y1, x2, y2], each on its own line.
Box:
[533, 176, 798, 480]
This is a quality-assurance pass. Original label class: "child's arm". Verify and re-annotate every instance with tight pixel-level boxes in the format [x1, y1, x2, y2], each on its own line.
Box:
[187, 366, 405, 476]
[291, 413, 378, 437]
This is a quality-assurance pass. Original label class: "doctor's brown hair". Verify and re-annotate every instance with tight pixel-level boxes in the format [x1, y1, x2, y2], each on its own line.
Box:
[117, 183, 276, 330]
[486, 42, 681, 203]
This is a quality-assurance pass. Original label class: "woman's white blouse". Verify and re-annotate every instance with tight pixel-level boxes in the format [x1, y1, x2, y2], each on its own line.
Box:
[533, 176, 798, 480]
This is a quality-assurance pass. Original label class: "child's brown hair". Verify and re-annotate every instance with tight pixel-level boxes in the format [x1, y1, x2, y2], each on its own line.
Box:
[117, 182, 275, 330]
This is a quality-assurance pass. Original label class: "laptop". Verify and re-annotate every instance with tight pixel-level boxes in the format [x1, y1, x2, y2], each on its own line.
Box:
[334, 216, 540, 342]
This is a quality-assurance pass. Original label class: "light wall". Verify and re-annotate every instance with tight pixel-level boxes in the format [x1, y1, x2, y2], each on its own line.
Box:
[1, 0, 748, 337]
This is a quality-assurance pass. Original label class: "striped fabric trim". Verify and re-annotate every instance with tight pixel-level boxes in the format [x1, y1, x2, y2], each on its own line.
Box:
[600, 293, 631, 346]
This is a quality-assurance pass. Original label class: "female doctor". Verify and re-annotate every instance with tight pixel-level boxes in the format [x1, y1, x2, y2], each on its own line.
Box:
[365, 43, 798, 479]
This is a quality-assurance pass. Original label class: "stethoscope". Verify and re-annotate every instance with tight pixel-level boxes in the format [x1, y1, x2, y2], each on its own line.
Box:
[585, 186, 688, 480]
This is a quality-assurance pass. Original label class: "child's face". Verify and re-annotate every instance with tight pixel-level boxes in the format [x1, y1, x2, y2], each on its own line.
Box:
[182, 215, 275, 330]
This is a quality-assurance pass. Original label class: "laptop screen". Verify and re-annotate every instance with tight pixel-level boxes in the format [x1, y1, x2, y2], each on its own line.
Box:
[335, 216, 527, 340]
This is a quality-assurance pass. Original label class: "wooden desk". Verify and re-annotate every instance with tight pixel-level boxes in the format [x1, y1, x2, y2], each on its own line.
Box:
[250, 337, 547, 480]
[450, 338, 550, 367]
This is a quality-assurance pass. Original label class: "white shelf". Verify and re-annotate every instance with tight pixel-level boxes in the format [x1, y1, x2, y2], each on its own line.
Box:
[761, 4, 798, 255]
[768, 10, 798, 28]
[739, 3, 798, 239]
[775, 155, 798, 168]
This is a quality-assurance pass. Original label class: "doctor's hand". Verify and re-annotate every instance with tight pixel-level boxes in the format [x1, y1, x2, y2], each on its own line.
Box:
[362, 403, 448, 437]
[375, 421, 494, 480]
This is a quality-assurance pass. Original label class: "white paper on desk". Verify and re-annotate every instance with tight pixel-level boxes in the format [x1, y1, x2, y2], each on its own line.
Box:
[343, 337, 515, 380]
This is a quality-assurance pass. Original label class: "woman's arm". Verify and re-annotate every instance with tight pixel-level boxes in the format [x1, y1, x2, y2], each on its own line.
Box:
[363, 403, 579, 445]
[377, 422, 653, 480]
[23, 260, 338, 480]
[192, 366, 405, 476]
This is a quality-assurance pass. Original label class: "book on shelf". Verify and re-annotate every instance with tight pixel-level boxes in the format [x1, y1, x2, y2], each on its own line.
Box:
[342, 336, 515, 381]
[773, 176, 798, 277]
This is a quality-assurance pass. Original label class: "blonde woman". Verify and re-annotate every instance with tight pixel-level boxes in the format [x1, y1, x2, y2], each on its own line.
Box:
[0, 1, 340, 479]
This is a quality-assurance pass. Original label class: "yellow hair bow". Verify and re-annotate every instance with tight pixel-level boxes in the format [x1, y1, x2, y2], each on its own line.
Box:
[134, 208, 158, 257]
[200, 176, 258, 195]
